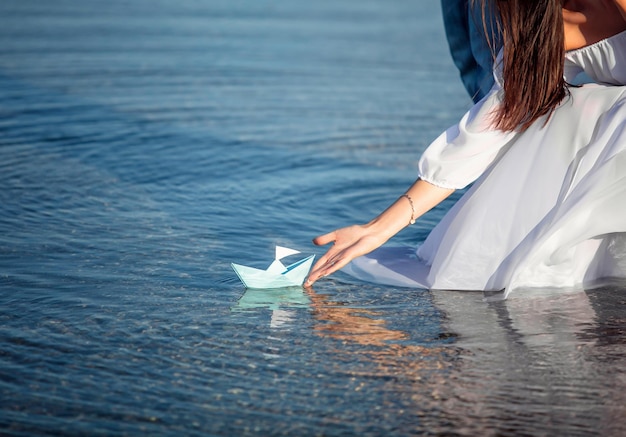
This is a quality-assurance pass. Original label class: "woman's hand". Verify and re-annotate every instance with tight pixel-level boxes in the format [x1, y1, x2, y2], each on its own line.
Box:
[304, 179, 454, 287]
[304, 224, 390, 287]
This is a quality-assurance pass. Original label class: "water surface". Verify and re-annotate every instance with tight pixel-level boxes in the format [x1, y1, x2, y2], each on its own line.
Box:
[1, 1, 625, 435]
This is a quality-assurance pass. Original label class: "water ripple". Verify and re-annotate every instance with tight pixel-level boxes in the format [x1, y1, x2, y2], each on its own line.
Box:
[1, 0, 625, 435]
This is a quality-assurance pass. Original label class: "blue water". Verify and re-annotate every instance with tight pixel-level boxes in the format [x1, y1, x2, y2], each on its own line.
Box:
[1, 1, 625, 435]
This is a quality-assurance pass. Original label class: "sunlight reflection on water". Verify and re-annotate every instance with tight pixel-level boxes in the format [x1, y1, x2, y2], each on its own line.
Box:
[0, 0, 625, 435]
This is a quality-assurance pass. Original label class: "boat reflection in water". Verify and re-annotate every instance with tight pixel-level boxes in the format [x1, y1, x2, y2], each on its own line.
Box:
[233, 286, 310, 329]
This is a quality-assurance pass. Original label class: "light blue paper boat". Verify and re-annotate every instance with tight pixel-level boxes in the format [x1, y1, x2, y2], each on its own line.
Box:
[231, 246, 315, 289]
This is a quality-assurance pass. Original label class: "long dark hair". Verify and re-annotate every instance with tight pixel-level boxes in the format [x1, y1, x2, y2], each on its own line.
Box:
[479, 0, 568, 132]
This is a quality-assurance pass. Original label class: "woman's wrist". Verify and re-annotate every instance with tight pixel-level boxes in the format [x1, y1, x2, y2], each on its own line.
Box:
[365, 200, 413, 241]
[365, 179, 455, 242]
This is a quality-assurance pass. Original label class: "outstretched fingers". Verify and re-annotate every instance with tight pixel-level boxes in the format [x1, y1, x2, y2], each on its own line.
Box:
[312, 230, 337, 246]
[305, 251, 345, 286]
[306, 245, 336, 287]
[306, 224, 373, 286]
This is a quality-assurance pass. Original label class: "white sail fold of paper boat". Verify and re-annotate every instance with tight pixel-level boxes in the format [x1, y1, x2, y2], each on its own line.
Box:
[231, 246, 315, 289]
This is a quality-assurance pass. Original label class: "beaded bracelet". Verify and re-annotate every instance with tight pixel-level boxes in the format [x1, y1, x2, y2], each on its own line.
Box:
[400, 194, 416, 225]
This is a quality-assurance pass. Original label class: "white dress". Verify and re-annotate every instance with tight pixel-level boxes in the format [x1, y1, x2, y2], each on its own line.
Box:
[343, 31, 626, 298]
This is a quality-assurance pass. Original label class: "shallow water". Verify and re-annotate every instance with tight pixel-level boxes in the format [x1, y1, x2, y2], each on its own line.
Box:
[1, 1, 625, 435]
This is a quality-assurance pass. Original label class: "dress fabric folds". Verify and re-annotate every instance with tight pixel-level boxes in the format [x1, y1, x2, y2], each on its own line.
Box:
[343, 31, 626, 298]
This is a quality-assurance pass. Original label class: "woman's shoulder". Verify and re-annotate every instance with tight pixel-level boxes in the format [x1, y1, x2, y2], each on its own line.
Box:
[564, 30, 626, 86]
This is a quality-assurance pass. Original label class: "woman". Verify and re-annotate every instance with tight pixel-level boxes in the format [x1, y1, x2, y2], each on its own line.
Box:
[305, 0, 626, 298]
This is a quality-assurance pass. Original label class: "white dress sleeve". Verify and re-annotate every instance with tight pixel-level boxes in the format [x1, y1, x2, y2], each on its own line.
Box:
[419, 30, 626, 190]
[417, 79, 518, 190]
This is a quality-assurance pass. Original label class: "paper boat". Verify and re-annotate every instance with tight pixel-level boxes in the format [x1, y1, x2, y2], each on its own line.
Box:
[231, 246, 315, 289]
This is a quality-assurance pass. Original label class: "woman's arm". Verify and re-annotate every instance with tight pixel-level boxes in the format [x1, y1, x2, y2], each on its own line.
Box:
[305, 62, 519, 287]
[305, 179, 454, 286]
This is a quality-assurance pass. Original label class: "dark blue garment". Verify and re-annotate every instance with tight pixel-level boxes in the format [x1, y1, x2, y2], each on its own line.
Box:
[441, 0, 501, 102]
